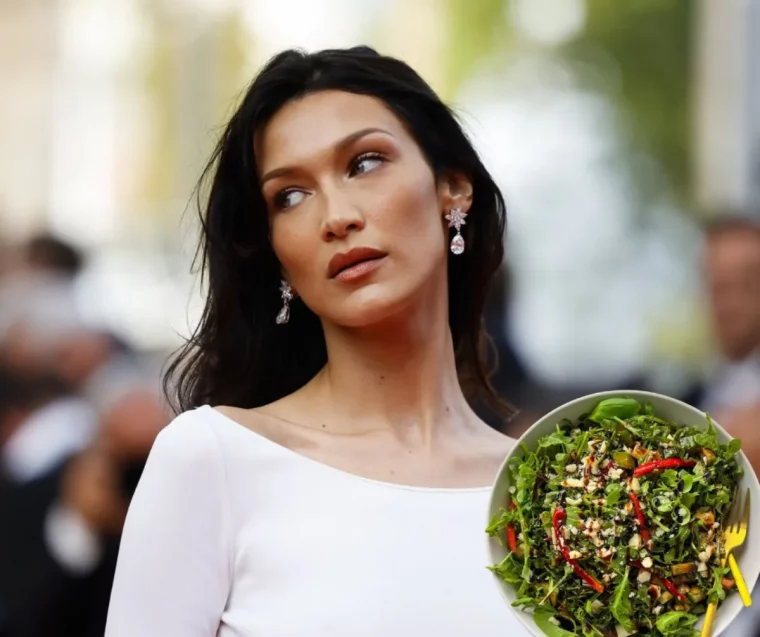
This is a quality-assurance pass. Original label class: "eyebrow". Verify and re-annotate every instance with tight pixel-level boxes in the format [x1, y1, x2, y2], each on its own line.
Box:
[259, 127, 394, 185]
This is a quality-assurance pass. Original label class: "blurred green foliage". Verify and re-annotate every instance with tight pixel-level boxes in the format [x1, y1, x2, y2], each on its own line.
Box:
[440, 0, 507, 99]
[441, 0, 693, 203]
[562, 0, 693, 203]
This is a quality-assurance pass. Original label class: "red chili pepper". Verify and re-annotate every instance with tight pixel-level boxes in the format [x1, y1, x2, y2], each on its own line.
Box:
[662, 577, 686, 602]
[630, 560, 686, 602]
[633, 458, 697, 477]
[507, 501, 518, 554]
[552, 507, 605, 594]
[628, 492, 651, 542]
[552, 508, 566, 548]
[568, 558, 606, 593]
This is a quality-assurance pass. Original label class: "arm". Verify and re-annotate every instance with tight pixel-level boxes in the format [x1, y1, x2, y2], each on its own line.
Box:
[105, 414, 232, 637]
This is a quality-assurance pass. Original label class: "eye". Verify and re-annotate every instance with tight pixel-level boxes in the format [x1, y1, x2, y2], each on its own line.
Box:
[348, 152, 385, 177]
[273, 188, 307, 210]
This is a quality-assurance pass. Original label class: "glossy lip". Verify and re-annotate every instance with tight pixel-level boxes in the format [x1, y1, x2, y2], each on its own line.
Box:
[327, 247, 388, 280]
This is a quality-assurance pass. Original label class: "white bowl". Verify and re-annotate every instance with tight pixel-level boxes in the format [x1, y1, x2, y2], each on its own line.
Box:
[487, 390, 760, 637]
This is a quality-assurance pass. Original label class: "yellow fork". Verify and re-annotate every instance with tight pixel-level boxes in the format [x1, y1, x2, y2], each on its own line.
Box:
[701, 487, 751, 637]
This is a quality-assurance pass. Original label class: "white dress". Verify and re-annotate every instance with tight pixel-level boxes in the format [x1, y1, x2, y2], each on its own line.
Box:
[105, 405, 526, 636]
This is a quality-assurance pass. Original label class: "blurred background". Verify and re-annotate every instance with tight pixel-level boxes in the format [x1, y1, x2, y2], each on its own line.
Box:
[2, 0, 760, 635]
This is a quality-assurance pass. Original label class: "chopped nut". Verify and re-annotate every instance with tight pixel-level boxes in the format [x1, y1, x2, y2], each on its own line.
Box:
[642, 556, 653, 569]
[637, 570, 652, 584]
[565, 463, 578, 473]
[608, 468, 624, 480]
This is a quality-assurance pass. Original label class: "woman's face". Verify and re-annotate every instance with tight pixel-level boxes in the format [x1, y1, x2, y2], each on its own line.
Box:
[256, 90, 471, 327]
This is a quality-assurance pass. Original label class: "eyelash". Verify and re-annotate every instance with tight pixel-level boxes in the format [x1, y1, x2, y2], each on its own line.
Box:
[348, 151, 386, 176]
[271, 151, 387, 211]
[272, 188, 302, 211]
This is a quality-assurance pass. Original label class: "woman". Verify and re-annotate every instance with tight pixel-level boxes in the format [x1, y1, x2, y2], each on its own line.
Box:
[105, 46, 523, 636]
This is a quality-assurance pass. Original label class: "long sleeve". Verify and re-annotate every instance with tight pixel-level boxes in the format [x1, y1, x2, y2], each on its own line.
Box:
[105, 413, 233, 637]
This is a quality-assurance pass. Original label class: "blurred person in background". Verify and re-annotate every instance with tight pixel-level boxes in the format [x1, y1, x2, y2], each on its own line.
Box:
[697, 217, 760, 637]
[697, 217, 760, 470]
[0, 233, 85, 379]
[105, 46, 521, 636]
[25, 233, 84, 279]
[0, 383, 168, 637]
[0, 365, 75, 634]
[0, 324, 119, 486]
[0, 230, 168, 636]
[0, 233, 135, 485]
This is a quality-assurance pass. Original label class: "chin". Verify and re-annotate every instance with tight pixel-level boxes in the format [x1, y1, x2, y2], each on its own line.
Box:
[327, 284, 417, 328]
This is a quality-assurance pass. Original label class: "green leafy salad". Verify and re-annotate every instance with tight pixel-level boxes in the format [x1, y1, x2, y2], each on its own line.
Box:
[487, 397, 743, 637]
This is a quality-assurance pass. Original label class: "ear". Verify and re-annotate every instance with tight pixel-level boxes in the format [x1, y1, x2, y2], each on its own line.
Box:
[438, 170, 474, 216]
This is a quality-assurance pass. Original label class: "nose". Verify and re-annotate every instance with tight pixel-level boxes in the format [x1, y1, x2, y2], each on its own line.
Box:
[320, 195, 365, 241]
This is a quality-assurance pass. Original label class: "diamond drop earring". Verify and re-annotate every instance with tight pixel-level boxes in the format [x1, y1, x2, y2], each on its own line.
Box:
[445, 208, 468, 255]
[276, 280, 294, 325]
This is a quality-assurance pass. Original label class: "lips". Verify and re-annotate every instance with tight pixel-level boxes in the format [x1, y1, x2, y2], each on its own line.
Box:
[327, 247, 387, 279]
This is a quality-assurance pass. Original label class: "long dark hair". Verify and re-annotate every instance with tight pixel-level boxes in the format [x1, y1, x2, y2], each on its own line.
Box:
[165, 46, 513, 420]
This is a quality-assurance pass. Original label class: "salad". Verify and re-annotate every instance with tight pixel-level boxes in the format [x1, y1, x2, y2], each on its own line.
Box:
[487, 397, 743, 637]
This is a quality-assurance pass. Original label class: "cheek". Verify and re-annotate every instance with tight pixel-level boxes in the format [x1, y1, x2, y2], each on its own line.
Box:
[270, 228, 322, 301]
[270, 214, 314, 273]
[369, 172, 443, 251]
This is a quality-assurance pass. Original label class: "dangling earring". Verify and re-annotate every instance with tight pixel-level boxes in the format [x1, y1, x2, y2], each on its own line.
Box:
[445, 208, 468, 255]
[276, 280, 294, 325]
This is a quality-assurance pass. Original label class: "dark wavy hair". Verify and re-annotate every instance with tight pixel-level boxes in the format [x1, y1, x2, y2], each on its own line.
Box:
[165, 46, 513, 421]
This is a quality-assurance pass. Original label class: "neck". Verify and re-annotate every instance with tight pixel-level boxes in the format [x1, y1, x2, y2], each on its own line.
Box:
[308, 285, 474, 445]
